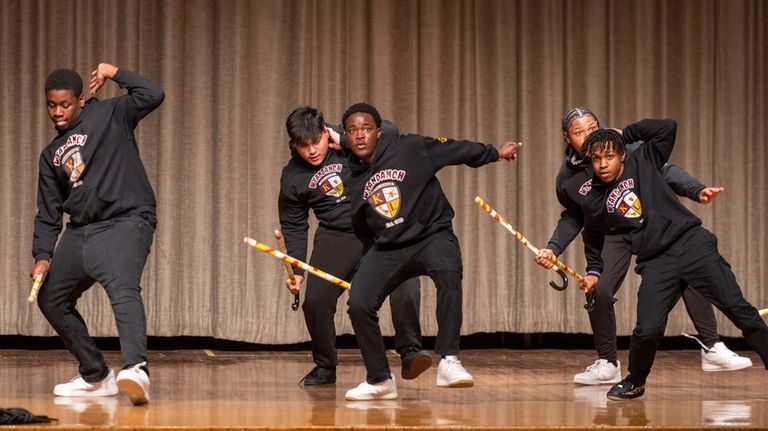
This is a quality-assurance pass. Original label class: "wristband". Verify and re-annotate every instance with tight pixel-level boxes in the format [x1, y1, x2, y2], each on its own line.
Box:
[587, 270, 602, 278]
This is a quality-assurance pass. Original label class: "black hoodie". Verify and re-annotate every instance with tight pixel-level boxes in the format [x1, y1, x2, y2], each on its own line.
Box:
[277, 122, 398, 275]
[544, 127, 705, 263]
[33, 69, 164, 261]
[347, 132, 499, 247]
[580, 119, 703, 269]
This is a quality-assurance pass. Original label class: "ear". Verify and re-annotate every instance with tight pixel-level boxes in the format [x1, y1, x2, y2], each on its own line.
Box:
[78, 94, 85, 108]
[620, 153, 626, 162]
[376, 127, 382, 138]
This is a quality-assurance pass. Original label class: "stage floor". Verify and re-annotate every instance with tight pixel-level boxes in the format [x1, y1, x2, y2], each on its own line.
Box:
[0, 348, 766, 429]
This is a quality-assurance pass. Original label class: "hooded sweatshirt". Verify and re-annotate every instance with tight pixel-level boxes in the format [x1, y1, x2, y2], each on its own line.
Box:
[347, 132, 499, 247]
[33, 69, 164, 261]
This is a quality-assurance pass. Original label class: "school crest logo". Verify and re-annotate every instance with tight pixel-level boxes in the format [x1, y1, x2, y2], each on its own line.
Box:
[319, 174, 344, 198]
[617, 191, 642, 218]
[368, 183, 401, 219]
[308, 163, 345, 198]
[53, 133, 88, 183]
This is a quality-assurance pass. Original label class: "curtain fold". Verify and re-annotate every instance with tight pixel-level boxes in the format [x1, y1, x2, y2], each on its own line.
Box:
[1, 0, 765, 343]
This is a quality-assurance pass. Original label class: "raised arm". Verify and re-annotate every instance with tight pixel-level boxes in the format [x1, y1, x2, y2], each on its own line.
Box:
[90, 63, 165, 128]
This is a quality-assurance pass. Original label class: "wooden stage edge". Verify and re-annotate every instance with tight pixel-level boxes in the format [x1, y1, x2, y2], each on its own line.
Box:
[1, 348, 766, 430]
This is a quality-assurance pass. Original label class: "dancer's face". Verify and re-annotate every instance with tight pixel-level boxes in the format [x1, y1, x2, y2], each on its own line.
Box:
[564, 115, 599, 155]
[345, 113, 381, 163]
[294, 129, 330, 166]
[589, 144, 625, 183]
[46, 89, 84, 131]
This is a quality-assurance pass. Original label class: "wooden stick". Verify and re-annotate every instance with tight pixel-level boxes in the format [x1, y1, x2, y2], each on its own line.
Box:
[474, 196, 589, 288]
[244, 237, 351, 289]
[27, 274, 44, 303]
[274, 230, 300, 311]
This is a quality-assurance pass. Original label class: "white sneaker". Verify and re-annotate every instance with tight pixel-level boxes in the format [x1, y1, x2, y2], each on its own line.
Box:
[116, 362, 150, 405]
[436, 356, 474, 388]
[54, 369, 118, 397]
[345, 374, 398, 400]
[573, 359, 621, 385]
[702, 342, 753, 372]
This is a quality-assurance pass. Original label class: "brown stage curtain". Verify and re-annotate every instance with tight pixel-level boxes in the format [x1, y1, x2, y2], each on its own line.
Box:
[1, 0, 765, 343]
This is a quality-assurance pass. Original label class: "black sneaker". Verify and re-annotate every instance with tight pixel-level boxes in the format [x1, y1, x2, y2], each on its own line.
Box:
[301, 366, 336, 386]
[607, 378, 645, 400]
[401, 350, 432, 380]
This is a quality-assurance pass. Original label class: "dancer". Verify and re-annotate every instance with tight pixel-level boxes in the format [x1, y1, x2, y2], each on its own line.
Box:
[279, 106, 429, 386]
[341, 102, 521, 400]
[535, 107, 751, 385]
[577, 119, 768, 399]
[31, 63, 163, 405]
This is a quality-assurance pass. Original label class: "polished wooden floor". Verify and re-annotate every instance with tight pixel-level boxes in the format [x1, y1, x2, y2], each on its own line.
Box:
[1, 348, 766, 430]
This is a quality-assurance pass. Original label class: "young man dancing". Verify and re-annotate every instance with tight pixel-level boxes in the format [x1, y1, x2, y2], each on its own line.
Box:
[535, 107, 751, 385]
[31, 63, 164, 405]
[279, 106, 429, 386]
[341, 102, 521, 400]
[577, 119, 768, 400]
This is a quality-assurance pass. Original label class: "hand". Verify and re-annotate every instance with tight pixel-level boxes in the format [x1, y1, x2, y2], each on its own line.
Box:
[699, 186, 725, 204]
[89, 63, 118, 95]
[497, 141, 522, 161]
[30, 260, 50, 281]
[285, 275, 304, 295]
[327, 127, 342, 150]
[582, 274, 599, 293]
[535, 249, 556, 269]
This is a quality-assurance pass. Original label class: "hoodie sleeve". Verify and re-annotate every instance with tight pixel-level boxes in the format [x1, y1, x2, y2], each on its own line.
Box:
[423, 135, 499, 170]
[582, 228, 605, 274]
[111, 69, 165, 129]
[622, 119, 678, 170]
[662, 163, 705, 202]
[32, 153, 65, 261]
[545, 169, 585, 255]
[278, 175, 310, 277]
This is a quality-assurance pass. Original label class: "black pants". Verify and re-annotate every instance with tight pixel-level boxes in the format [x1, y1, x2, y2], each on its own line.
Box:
[37, 213, 155, 383]
[348, 229, 463, 384]
[628, 227, 768, 383]
[303, 228, 422, 369]
[590, 234, 720, 362]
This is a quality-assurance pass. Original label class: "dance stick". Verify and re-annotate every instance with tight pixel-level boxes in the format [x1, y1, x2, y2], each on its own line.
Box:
[474, 196, 589, 289]
[274, 230, 300, 311]
[760, 308, 767, 317]
[244, 237, 351, 289]
[27, 274, 44, 303]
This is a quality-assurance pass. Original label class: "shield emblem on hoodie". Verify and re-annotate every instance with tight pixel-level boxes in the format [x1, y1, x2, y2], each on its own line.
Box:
[617, 191, 642, 218]
[319, 174, 344, 198]
[368, 185, 400, 219]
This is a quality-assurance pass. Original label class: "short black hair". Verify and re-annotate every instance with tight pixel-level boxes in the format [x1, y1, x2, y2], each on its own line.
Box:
[285, 106, 325, 149]
[341, 102, 382, 129]
[580, 128, 626, 159]
[45, 69, 83, 96]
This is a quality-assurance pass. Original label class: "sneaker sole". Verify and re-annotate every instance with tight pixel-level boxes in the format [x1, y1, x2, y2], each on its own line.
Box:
[607, 387, 645, 401]
[117, 379, 148, 405]
[344, 392, 398, 401]
[573, 376, 622, 385]
[702, 362, 753, 372]
[437, 378, 474, 388]
[402, 355, 432, 380]
[53, 389, 118, 397]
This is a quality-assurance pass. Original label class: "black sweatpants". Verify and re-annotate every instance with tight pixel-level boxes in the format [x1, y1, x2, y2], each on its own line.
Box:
[591, 235, 720, 362]
[348, 229, 463, 384]
[37, 213, 155, 383]
[303, 228, 422, 369]
[628, 226, 768, 383]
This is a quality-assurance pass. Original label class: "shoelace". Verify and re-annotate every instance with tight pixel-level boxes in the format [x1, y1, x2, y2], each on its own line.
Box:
[682, 333, 715, 353]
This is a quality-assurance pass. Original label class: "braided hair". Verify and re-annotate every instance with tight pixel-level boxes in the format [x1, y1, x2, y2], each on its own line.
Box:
[580, 128, 626, 160]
